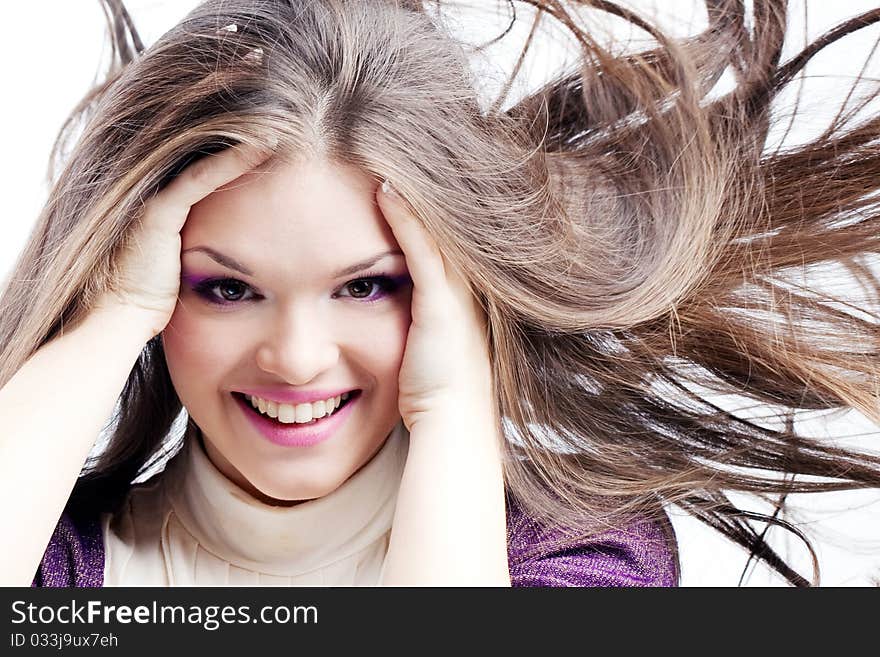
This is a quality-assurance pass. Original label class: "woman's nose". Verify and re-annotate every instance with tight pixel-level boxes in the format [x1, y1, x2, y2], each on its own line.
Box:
[254, 307, 340, 383]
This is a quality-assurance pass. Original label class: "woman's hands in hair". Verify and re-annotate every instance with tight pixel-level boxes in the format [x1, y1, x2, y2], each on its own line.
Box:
[376, 180, 496, 432]
[102, 144, 275, 340]
[375, 180, 509, 585]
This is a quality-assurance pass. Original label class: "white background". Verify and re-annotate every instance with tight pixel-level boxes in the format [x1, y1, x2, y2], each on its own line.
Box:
[2, 1, 878, 585]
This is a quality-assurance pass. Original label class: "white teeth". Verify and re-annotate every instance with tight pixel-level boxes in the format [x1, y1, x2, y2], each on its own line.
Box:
[278, 404, 296, 423]
[244, 392, 352, 424]
[293, 403, 309, 423]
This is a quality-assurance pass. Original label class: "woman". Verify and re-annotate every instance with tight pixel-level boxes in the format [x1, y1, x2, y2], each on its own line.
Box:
[3, 0, 879, 586]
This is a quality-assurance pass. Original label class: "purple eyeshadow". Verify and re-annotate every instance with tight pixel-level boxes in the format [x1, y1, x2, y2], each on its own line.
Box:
[181, 273, 213, 288]
[181, 272, 249, 306]
[338, 273, 411, 303]
[180, 270, 412, 306]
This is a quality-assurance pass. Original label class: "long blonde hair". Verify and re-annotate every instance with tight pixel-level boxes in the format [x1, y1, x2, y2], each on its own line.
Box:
[2, 0, 880, 586]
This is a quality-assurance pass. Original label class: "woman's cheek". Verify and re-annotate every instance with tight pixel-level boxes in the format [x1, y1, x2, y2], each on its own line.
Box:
[162, 306, 237, 394]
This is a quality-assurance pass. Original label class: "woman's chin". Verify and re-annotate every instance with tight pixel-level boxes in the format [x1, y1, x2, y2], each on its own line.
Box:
[242, 475, 339, 507]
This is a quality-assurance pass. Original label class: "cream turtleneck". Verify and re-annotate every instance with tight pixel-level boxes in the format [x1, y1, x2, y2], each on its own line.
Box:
[102, 420, 409, 586]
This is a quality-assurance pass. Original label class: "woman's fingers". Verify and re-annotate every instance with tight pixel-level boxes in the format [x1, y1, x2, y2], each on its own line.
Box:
[107, 142, 275, 337]
[377, 180, 448, 293]
[154, 143, 275, 232]
[376, 179, 483, 328]
[376, 179, 493, 419]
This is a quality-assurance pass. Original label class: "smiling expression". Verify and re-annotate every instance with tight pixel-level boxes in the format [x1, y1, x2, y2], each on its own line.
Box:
[161, 156, 413, 506]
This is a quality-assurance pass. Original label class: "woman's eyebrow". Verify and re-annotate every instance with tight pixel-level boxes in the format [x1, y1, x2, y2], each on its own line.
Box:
[181, 246, 252, 276]
[181, 246, 403, 278]
[333, 250, 403, 277]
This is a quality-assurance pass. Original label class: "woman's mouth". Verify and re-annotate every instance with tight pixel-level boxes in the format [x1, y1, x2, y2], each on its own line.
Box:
[231, 390, 362, 448]
[234, 390, 360, 425]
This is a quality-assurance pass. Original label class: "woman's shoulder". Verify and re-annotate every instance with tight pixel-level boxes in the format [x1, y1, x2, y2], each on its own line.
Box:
[31, 471, 172, 588]
[505, 496, 680, 587]
[31, 506, 106, 587]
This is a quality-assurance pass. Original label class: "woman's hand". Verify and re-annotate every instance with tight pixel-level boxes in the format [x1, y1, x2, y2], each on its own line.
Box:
[103, 143, 275, 339]
[376, 180, 509, 585]
[376, 180, 495, 432]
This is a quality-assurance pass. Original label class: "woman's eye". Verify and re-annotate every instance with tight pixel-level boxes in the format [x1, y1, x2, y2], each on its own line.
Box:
[339, 276, 408, 303]
[345, 279, 379, 299]
[215, 280, 249, 301]
[193, 278, 255, 305]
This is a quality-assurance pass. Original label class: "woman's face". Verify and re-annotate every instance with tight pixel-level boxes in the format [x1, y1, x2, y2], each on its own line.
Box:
[162, 156, 412, 505]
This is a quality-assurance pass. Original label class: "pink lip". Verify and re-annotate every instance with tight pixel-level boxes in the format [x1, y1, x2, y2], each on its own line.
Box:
[232, 391, 360, 448]
[237, 386, 356, 405]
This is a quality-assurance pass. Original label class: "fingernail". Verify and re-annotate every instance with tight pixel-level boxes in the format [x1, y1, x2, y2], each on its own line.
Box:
[244, 47, 264, 64]
[381, 178, 400, 198]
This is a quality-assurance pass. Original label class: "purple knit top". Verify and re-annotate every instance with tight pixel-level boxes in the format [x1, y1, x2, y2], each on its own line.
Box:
[31, 496, 679, 587]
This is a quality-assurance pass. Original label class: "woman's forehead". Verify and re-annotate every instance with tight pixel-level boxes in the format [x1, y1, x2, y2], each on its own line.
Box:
[180, 156, 403, 279]
[184, 156, 395, 244]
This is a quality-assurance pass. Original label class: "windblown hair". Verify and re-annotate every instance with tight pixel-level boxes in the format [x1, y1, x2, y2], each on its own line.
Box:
[2, 0, 880, 586]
